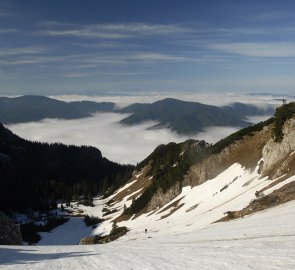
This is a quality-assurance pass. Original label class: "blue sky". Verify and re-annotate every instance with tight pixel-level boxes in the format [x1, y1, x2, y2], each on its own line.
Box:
[1, 0, 295, 95]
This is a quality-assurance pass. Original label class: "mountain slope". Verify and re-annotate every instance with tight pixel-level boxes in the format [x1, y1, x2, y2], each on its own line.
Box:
[119, 98, 274, 134]
[0, 95, 115, 124]
[1, 200, 295, 269]
[71, 102, 295, 242]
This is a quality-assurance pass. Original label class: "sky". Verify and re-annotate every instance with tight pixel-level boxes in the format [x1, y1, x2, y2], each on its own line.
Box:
[1, 0, 295, 96]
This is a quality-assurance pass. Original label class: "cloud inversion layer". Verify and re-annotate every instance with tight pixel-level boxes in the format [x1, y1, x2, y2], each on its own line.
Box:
[7, 112, 240, 164]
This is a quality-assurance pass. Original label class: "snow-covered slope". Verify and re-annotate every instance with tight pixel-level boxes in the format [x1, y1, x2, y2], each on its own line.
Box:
[1, 199, 295, 269]
[85, 161, 295, 241]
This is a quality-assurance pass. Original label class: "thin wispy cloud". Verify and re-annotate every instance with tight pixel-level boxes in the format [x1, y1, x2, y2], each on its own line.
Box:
[211, 42, 295, 58]
[0, 51, 193, 67]
[0, 46, 47, 57]
[1, 1, 295, 95]
[248, 11, 295, 22]
[38, 23, 192, 39]
[0, 28, 18, 34]
[43, 29, 129, 39]
[64, 72, 148, 78]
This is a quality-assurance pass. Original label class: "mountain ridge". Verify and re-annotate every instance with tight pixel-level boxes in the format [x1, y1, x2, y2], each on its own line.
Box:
[119, 97, 274, 134]
[1, 95, 274, 135]
[0, 95, 115, 124]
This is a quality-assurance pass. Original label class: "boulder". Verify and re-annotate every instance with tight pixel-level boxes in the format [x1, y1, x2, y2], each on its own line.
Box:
[0, 212, 23, 245]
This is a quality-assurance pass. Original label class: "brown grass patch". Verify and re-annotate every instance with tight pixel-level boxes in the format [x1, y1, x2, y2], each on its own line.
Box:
[185, 126, 272, 188]
[226, 126, 272, 170]
[111, 163, 152, 203]
[114, 214, 132, 223]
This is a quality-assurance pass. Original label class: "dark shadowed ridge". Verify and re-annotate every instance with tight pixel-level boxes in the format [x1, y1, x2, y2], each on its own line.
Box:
[0, 95, 116, 124]
[0, 96, 274, 135]
[0, 123, 134, 212]
[119, 98, 274, 134]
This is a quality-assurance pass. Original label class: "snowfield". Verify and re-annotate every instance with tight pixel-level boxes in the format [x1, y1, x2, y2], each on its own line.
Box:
[1, 162, 295, 269]
[38, 217, 92, 246]
[87, 162, 295, 241]
[1, 200, 295, 269]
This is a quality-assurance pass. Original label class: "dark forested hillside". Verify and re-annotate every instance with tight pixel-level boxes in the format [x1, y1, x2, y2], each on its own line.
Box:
[124, 139, 209, 215]
[0, 124, 134, 212]
[0, 95, 115, 124]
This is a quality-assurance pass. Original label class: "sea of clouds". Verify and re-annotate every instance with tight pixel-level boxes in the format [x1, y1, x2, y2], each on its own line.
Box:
[7, 113, 242, 164]
[7, 92, 289, 164]
[50, 91, 288, 108]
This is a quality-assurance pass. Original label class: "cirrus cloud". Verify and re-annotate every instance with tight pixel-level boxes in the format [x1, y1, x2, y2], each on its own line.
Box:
[211, 42, 295, 57]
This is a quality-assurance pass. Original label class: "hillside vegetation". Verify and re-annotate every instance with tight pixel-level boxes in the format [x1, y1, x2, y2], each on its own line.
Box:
[0, 124, 134, 212]
[124, 140, 208, 214]
[272, 102, 295, 142]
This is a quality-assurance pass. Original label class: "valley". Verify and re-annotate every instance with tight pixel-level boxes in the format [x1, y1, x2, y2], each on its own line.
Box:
[1, 101, 295, 269]
[2, 1, 295, 269]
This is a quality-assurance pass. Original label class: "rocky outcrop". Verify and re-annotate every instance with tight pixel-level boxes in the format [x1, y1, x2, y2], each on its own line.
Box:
[0, 212, 23, 245]
[184, 125, 271, 188]
[262, 118, 295, 176]
[146, 183, 181, 212]
[80, 226, 128, 245]
[146, 124, 272, 212]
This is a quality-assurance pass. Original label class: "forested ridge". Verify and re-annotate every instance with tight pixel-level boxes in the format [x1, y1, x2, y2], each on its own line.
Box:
[0, 123, 134, 212]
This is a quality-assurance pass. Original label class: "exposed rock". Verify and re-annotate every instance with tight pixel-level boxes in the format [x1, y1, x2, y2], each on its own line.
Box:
[80, 226, 128, 245]
[0, 212, 23, 245]
[144, 124, 271, 213]
[95, 227, 128, 244]
[262, 118, 295, 178]
[79, 236, 96, 245]
[145, 140, 209, 212]
[147, 184, 181, 212]
[184, 126, 271, 188]
[111, 115, 294, 221]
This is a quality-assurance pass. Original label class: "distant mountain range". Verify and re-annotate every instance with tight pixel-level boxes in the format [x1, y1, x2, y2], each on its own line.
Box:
[0, 95, 274, 135]
[0, 95, 115, 124]
[118, 98, 274, 134]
